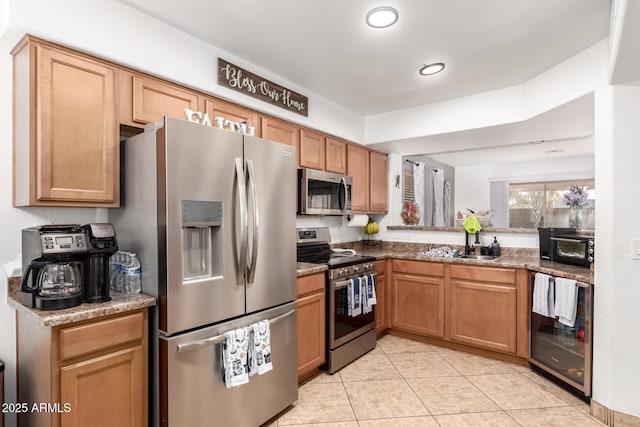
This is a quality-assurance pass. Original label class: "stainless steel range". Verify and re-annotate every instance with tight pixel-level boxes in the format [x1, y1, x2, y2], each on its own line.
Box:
[297, 227, 377, 373]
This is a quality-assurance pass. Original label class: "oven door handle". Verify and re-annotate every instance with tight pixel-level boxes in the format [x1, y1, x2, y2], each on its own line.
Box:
[333, 272, 378, 289]
[550, 237, 581, 243]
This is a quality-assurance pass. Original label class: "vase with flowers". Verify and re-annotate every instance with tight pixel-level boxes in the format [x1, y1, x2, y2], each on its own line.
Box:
[562, 185, 589, 230]
[401, 201, 420, 225]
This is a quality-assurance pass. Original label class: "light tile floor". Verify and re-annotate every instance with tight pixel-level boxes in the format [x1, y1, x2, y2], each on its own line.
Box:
[265, 334, 606, 427]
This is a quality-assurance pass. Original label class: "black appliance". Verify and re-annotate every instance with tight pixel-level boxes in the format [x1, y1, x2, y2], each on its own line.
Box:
[82, 223, 118, 303]
[538, 227, 594, 267]
[297, 227, 377, 373]
[529, 272, 593, 396]
[21, 225, 87, 310]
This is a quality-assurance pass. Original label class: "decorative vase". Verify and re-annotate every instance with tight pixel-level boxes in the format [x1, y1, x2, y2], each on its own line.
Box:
[568, 206, 583, 230]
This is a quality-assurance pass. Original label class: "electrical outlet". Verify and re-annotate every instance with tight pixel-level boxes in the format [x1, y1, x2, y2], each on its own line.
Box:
[632, 238, 640, 260]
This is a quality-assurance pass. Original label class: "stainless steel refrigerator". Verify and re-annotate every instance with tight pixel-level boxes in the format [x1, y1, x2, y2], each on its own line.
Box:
[111, 117, 298, 426]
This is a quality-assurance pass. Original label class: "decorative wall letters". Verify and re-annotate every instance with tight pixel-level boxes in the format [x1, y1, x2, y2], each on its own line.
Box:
[217, 58, 309, 117]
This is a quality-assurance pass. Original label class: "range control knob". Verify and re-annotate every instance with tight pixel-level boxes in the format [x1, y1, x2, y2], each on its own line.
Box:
[338, 268, 346, 276]
[353, 266, 360, 273]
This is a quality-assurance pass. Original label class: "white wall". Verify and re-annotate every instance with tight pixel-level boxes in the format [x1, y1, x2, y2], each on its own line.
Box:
[592, 82, 640, 416]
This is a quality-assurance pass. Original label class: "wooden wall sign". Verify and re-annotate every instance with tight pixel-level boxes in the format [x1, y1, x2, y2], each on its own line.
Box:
[217, 58, 308, 117]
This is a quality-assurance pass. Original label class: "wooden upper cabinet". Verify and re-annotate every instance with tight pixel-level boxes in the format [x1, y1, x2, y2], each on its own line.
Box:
[369, 151, 388, 213]
[201, 97, 261, 136]
[261, 116, 299, 146]
[12, 36, 119, 207]
[119, 70, 199, 126]
[325, 137, 347, 174]
[299, 129, 325, 170]
[347, 144, 370, 213]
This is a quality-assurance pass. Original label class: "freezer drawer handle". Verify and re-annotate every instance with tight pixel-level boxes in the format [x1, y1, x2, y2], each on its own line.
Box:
[176, 309, 296, 353]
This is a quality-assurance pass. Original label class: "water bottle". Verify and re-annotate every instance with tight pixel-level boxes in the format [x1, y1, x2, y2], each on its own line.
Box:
[125, 254, 142, 293]
[109, 251, 121, 290]
[116, 252, 129, 292]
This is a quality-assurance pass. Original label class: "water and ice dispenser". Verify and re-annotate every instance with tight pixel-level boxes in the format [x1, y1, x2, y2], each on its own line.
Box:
[181, 200, 223, 281]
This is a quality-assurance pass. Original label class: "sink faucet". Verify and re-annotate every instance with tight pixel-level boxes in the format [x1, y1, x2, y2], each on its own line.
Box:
[464, 230, 480, 255]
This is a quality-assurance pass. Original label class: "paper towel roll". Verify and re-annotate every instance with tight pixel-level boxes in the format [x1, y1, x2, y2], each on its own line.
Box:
[345, 214, 369, 227]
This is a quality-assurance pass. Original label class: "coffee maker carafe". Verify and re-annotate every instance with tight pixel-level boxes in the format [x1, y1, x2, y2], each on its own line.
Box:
[21, 225, 87, 310]
[82, 223, 118, 303]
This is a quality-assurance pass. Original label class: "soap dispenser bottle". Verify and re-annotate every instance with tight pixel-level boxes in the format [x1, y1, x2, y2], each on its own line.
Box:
[491, 236, 501, 256]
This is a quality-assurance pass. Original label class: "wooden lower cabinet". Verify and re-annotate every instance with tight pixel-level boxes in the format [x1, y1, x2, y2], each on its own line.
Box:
[448, 280, 517, 353]
[17, 309, 148, 427]
[60, 346, 144, 426]
[296, 273, 326, 380]
[392, 273, 445, 338]
[375, 260, 388, 333]
[447, 264, 519, 354]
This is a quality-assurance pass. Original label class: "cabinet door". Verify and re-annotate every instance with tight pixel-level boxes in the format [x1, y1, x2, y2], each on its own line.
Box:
[201, 97, 260, 136]
[325, 137, 347, 174]
[299, 129, 325, 170]
[369, 151, 388, 213]
[60, 345, 145, 427]
[375, 272, 386, 333]
[15, 43, 119, 206]
[449, 280, 517, 353]
[392, 273, 444, 337]
[296, 291, 325, 379]
[347, 144, 370, 213]
[124, 73, 199, 125]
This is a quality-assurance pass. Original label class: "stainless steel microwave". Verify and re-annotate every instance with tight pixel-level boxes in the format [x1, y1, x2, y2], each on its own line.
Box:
[539, 227, 594, 267]
[298, 168, 352, 216]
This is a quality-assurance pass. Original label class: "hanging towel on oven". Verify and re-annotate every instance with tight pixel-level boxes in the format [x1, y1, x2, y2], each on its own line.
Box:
[348, 277, 362, 317]
[554, 277, 579, 327]
[362, 276, 372, 314]
[532, 272, 554, 318]
[365, 274, 377, 306]
[223, 327, 250, 388]
[249, 320, 273, 376]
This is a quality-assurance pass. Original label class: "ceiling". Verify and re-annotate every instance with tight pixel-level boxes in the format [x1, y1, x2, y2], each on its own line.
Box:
[117, 0, 611, 116]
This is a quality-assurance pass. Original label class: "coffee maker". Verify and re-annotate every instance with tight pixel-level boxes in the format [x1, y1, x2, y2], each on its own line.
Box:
[21, 225, 87, 310]
[82, 223, 118, 303]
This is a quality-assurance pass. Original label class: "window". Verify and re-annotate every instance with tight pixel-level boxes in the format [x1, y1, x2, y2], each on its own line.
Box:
[508, 179, 595, 229]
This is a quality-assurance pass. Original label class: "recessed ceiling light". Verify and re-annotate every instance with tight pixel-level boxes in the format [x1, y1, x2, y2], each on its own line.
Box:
[419, 63, 445, 76]
[366, 6, 399, 28]
[545, 149, 565, 153]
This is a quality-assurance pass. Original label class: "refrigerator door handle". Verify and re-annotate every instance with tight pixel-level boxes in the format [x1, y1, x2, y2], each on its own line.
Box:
[176, 309, 295, 353]
[235, 157, 248, 286]
[246, 159, 259, 284]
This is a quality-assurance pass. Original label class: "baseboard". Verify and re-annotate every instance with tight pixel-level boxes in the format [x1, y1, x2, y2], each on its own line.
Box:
[591, 400, 640, 426]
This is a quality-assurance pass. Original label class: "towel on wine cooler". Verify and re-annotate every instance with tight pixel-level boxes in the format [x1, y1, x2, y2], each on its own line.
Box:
[554, 277, 579, 327]
[223, 327, 250, 388]
[532, 272, 554, 318]
[249, 320, 273, 375]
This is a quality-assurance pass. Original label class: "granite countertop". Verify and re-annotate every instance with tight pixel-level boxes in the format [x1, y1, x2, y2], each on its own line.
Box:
[296, 262, 327, 277]
[296, 249, 591, 284]
[7, 277, 156, 327]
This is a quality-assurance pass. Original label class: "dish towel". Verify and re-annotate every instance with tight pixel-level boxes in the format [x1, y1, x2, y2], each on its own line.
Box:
[532, 273, 554, 318]
[365, 274, 377, 307]
[250, 320, 273, 376]
[223, 327, 250, 388]
[362, 276, 372, 314]
[348, 277, 362, 317]
[555, 277, 579, 326]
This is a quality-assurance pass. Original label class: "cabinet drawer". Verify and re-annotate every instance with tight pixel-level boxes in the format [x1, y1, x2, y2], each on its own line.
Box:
[297, 273, 325, 297]
[392, 259, 444, 277]
[59, 312, 144, 361]
[449, 265, 516, 285]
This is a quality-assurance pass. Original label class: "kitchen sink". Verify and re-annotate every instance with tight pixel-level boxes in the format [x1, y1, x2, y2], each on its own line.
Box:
[457, 254, 501, 261]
